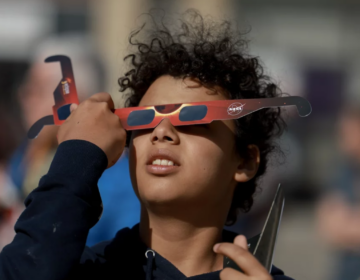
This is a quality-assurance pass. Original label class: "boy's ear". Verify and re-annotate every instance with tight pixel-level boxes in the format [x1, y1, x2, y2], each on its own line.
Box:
[234, 144, 260, 183]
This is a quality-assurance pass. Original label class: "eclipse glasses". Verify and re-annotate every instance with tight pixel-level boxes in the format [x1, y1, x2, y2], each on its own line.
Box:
[27, 55, 312, 139]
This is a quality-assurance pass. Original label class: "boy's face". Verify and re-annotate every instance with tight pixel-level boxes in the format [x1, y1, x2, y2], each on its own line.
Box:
[129, 75, 259, 213]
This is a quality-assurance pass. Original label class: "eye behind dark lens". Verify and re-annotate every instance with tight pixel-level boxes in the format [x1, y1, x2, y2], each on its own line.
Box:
[179, 105, 207, 122]
[127, 109, 155, 126]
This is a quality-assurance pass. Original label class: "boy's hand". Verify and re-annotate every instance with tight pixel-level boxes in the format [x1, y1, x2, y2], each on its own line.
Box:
[214, 235, 272, 280]
[57, 92, 126, 169]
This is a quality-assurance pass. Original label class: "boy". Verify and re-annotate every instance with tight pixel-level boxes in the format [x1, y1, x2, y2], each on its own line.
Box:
[0, 10, 292, 280]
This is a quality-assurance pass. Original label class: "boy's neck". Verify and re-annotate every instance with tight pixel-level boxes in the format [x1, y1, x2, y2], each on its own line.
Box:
[139, 205, 226, 277]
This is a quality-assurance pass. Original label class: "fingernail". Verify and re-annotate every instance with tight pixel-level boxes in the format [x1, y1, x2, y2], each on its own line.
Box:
[213, 243, 220, 252]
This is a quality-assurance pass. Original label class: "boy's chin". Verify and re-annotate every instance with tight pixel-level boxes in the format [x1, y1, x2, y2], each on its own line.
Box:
[140, 193, 179, 206]
[138, 190, 190, 209]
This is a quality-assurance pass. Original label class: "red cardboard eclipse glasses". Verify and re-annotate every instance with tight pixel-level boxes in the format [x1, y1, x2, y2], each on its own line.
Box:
[27, 55, 312, 139]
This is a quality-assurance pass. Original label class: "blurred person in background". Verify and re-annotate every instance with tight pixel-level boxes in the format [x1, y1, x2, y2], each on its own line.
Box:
[0, 107, 24, 250]
[5, 34, 140, 247]
[8, 34, 105, 197]
[317, 103, 360, 280]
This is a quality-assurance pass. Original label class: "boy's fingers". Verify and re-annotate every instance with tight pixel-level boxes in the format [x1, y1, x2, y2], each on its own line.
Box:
[88, 92, 115, 111]
[214, 242, 269, 278]
[70, 103, 78, 113]
[234, 235, 248, 250]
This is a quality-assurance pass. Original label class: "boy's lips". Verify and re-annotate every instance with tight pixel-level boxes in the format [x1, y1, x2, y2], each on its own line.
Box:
[146, 164, 180, 175]
[146, 148, 181, 175]
[146, 149, 181, 166]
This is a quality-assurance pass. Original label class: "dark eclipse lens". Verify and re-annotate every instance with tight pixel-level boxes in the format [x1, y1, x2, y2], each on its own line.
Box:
[179, 105, 208, 121]
[57, 104, 71, 120]
[127, 109, 155, 126]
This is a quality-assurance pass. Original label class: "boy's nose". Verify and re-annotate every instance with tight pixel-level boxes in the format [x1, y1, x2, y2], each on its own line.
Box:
[150, 118, 180, 144]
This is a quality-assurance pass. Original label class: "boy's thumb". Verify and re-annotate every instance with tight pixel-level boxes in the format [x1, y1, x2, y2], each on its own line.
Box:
[70, 103, 78, 113]
[234, 235, 248, 250]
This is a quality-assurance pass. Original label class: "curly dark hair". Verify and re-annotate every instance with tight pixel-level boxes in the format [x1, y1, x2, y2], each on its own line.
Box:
[118, 9, 286, 225]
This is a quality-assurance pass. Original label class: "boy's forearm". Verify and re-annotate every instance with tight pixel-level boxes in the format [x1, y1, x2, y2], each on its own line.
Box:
[0, 140, 108, 280]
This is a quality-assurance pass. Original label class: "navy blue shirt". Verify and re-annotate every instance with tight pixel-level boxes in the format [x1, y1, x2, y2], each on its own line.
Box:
[0, 140, 293, 280]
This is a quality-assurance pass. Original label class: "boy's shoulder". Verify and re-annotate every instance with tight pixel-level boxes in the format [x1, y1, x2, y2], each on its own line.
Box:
[81, 226, 134, 262]
[72, 226, 143, 279]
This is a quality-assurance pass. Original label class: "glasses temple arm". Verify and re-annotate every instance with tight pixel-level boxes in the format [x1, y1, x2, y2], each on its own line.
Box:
[246, 96, 312, 117]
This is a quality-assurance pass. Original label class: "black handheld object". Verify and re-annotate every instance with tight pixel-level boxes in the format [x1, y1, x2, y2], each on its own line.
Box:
[223, 184, 284, 272]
